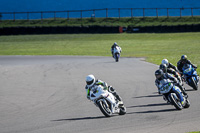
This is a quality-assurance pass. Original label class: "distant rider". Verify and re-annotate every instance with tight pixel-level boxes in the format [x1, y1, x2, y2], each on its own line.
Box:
[162, 59, 179, 72]
[85, 74, 123, 105]
[177, 55, 197, 74]
[155, 69, 186, 105]
[111, 42, 122, 57]
[159, 64, 187, 95]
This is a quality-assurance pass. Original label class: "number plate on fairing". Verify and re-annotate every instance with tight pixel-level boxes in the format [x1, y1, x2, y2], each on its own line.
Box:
[160, 83, 173, 94]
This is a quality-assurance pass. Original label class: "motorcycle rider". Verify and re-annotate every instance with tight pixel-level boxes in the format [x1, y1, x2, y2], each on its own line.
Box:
[159, 64, 187, 95]
[155, 69, 186, 105]
[111, 42, 121, 57]
[177, 55, 197, 73]
[162, 59, 179, 73]
[85, 74, 123, 105]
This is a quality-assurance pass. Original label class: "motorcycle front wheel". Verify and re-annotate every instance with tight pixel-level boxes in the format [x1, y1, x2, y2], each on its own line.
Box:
[115, 53, 119, 62]
[191, 77, 198, 90]
[98, 100, 112, 117]
[168, 93, 183, 110]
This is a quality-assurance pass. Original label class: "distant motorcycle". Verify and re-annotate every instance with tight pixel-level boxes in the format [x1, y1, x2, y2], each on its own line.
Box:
[182, 64, 199, 90]
[159, 80, 190, 110]
[113, 46, 121, 62]
[89, 85, 126, 117]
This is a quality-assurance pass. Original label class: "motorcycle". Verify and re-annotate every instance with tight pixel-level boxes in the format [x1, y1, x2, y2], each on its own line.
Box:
[89, 85, 126, 117]
[113, 46, 121, 62]
[159, 79, 190, 110]
[182, 64, 199, 90]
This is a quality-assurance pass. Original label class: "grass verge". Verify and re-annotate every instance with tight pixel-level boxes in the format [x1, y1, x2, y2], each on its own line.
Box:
[0, 33, 200, 73]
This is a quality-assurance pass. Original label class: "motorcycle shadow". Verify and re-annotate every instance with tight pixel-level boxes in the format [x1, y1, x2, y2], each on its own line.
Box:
[127, 108, 177, 114]
[133, 94, 162, 99]
[127, 103, 169, 108]
[52, 116, 107, 122]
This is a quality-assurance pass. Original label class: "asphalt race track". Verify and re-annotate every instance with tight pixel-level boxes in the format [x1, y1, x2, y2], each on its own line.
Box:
[0, 56, 200, 133]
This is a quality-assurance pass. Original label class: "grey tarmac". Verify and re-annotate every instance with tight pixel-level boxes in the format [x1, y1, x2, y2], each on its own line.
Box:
[0, 56, 200, 133]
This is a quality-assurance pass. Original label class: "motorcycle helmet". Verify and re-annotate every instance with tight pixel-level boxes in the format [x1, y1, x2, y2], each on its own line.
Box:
[86, 74, 95, 87]
[181, 55, 187, 64]
[161, 59, 169, 67]
[159, 64, 167, 73]
[155, 69, 164, 80]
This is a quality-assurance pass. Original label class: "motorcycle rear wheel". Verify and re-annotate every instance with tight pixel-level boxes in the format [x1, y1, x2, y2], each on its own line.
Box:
[184, 99, 190, 108]
[98, 100, 112, 117]
[119, 106, 126, 115]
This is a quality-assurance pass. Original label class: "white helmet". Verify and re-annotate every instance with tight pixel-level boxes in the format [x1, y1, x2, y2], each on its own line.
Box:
[162, 59, 169, 67]
[86, 74, 95, 87]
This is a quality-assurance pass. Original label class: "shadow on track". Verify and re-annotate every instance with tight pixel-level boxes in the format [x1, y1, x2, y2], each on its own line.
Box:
[127, 103, 169, 108]
[52, 116, 106, 122]
[133, 94, 161, 99]
[127, 108, 177, 114]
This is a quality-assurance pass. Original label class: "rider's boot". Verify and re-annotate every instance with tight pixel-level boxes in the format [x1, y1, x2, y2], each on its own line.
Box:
[178, 84, 188, 96]
[108, 86, 124, 106]
[113, 92, 124, 106]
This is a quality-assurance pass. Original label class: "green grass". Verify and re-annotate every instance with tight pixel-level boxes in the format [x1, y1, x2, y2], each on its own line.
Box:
[0, 33, 200, 74]
[1, 16, 200, 27]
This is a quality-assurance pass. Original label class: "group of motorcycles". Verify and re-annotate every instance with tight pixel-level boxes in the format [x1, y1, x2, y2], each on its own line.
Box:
[88, 45, 199, 116]
[159, 64, 199, 110]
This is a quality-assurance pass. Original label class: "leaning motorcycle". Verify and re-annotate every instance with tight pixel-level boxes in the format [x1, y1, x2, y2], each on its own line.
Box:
[89, 85, 126, 117]
[182, 64, 199, 90]
[159, 80, 190, 110]
[113, 47, 121, 62]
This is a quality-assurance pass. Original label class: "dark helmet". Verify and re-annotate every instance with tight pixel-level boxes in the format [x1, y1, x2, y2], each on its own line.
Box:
[181, 55, 187, 63]
[159, 64, 167, 73]
[155, 69, 164, 80]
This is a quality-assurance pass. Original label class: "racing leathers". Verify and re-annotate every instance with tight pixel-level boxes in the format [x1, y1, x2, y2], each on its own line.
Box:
[85, 79, 122, 102]
[111, 45, 121, 57]
[155, 73, 186, 105]
[177, 59, 197, 73]
[165, 68, 187, 95]
[167, 62, 179, 73]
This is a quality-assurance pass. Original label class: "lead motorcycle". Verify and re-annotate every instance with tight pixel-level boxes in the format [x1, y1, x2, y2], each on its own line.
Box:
[159, 79, 190, 110]
[182, 64, 199, 90]
[113, 46, 121, 62]
[89, 85, 126, 117]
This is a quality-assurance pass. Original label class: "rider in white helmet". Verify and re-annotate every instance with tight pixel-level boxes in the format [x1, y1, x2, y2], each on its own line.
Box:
[85, 74, 123, 103]
[162, 59, 179, 73]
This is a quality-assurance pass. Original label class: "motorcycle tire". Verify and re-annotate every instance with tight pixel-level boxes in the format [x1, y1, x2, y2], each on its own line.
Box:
[184, 99, 190, 108]
[119, 106, 126, 115]
[191, 77, 198, 90]
[115, 53, 119, 62]
[168, 93, 183, 110]
[97, 100, 112, 117]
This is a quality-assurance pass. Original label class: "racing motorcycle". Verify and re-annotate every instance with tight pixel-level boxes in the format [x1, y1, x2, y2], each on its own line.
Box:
[113, 46, 121, 62]
[89, 85, 126, 117]
[182, 64, 199, 90]
[159, 79, 190, 110]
